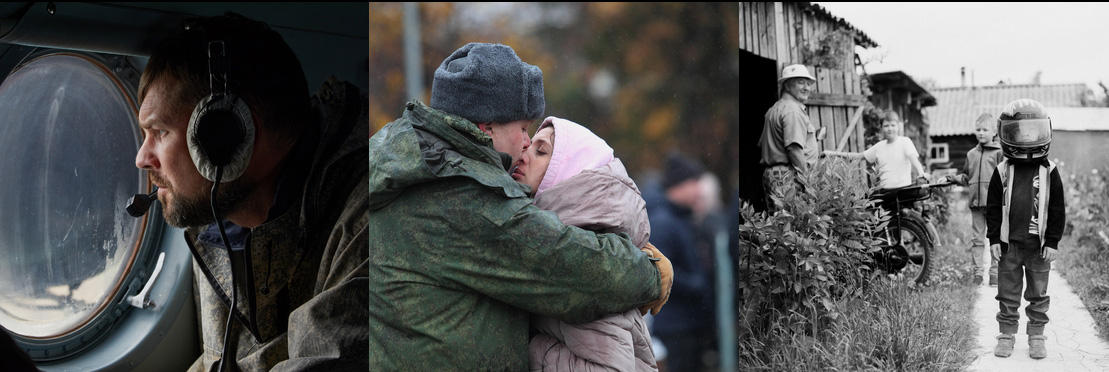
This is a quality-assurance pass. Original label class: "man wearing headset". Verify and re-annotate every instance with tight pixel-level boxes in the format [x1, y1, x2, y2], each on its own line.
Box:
[133, 14, 367, 371]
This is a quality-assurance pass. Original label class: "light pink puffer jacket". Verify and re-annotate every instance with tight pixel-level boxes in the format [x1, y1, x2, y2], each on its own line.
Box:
[528, 117, 657, 372]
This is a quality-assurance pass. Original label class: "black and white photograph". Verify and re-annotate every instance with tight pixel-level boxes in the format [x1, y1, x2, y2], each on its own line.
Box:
[740, 2, 1109, 371]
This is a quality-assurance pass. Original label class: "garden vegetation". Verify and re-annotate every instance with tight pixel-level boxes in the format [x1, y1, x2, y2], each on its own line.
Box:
[738, 158, 978, 371]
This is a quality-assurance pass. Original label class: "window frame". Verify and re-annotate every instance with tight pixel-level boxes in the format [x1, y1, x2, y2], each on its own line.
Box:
[0, 47, 165, 363]
[928, 142, 950, 164]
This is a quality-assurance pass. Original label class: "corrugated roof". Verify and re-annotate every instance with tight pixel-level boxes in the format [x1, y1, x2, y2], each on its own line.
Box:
[801, 2, 879, 48]
[924, 84, 1088, 136]
[1046, 107, 1109, 131]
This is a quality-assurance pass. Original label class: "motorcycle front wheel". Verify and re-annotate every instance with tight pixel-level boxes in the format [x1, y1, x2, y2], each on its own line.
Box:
[886, 221, 933, 284]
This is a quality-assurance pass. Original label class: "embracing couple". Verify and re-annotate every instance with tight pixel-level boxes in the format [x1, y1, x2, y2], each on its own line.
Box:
[367, 42, 675, 371]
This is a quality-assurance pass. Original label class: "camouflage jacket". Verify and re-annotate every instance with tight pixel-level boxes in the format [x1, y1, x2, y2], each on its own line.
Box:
[186, 78, 369, 372]
[367, 100, 661, 371]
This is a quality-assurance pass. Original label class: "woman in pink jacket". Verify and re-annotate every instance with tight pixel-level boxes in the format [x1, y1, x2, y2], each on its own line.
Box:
[511, 116, 658, 372]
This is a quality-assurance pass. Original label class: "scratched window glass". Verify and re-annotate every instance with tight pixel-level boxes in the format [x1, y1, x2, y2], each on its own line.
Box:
[0, 54, 143, 338]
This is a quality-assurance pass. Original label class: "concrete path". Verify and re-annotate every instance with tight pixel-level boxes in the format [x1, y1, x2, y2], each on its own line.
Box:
[969, 247, 1109, 371]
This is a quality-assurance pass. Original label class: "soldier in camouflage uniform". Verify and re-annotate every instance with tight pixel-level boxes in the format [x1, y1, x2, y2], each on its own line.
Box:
[368, 42, 672, 371]
[134, 15, 368, 371]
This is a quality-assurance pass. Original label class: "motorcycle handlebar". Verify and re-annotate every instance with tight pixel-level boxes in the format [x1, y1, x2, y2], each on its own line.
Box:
[889, 180, 956, 192]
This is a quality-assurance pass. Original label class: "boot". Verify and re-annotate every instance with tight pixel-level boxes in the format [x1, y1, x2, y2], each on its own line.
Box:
[989, 274, 998, 287]
[1029, 335, 1047, 359]
[994, 334, 1015, 357]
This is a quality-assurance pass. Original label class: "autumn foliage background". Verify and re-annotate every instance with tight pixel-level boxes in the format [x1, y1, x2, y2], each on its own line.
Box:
[369, 2, 740, 194]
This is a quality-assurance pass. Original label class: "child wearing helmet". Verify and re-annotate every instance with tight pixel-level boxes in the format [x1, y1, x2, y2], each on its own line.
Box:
[985, 99, 1066, 360]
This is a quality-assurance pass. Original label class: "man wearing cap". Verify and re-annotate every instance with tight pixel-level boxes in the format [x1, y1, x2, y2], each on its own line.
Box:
[758, 64, 821, 211]
[367, 42, 673, 370]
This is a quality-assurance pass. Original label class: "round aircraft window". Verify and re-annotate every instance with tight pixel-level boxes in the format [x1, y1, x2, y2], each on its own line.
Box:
[0, 52, 151, 358]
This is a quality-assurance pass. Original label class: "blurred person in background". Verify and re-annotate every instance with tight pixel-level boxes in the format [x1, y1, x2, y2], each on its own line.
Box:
[644, 152, 713, 372]
[691, 172, 731, 370]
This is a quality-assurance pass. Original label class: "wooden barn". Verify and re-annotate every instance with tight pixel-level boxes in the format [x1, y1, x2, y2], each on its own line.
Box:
[924, 83, 1087, 175]
[739, 2, 878, 211]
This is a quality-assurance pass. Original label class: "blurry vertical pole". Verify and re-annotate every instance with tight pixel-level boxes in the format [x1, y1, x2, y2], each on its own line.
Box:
[403, 2, 424, 101]
[715, 231, 736, 371]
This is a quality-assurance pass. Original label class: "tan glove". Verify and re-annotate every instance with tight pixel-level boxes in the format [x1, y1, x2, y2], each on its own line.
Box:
[639, 242, 673, 316]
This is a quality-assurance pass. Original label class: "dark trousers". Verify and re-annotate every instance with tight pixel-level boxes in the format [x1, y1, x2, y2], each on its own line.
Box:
[762, 165, 797, 213]
[658, 331, 705, 372]
[995, 241, 1051, 335]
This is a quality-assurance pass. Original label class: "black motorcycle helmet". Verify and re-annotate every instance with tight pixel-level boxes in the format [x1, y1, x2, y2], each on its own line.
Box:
[997, 99, 1052, 161]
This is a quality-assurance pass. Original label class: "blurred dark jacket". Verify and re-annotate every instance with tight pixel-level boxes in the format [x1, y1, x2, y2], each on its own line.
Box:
[643, 181, 712, 336]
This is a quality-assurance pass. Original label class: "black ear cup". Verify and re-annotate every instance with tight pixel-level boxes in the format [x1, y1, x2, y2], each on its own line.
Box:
[196, 100, 244, 166]
[187, 93, 255, 183]
[186, 38, 255, 183]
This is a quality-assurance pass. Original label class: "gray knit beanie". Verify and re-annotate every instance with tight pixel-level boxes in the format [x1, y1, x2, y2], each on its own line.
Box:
[430, 42, 545, 124]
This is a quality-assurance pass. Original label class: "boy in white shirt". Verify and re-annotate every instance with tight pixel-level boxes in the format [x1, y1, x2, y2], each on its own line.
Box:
[824, 111, 929, 190]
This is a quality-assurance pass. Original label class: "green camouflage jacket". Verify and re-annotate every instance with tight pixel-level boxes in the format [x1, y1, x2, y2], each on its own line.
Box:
[367, 100, 661, 371]
[186, 78, 368, 372]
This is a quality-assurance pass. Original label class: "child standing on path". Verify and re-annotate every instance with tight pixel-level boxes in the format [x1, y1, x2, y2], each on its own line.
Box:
[948, 113, 1005, 286]
[986, 99, 1066, 360]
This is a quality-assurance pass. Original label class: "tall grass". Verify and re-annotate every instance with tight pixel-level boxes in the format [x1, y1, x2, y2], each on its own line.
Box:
[1054, 167, 1109, 343]
[738, 190, 980, 371]
[1055, 236, 1109, 342]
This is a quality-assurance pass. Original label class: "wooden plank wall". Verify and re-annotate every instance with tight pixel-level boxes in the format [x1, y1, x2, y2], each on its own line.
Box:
[784, 2, 799, 64]
[742, 2, 850, 65]
[806, 66, 865, 153]
[742, 2, 795, 61]
[741, 2, 868, 153]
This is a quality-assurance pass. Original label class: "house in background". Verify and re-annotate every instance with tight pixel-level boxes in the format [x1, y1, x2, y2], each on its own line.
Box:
[923, 83, 1087, 176]
[1039, 107, 1109, 176]
[867, 71, 937, 165]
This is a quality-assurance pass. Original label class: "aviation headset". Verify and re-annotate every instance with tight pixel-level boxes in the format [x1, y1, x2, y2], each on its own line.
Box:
[189, 31, 253, 372]
[186, 37, 255, 184]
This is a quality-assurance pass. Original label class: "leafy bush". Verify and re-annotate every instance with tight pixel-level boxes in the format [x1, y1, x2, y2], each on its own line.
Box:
[738, 193, 980, 371]
[801, 28, 854, 70]
[924, 184, 955, 232]
[739, 157, 886, 337]
[1064, 168, 1109, 248]
[1056, 165, 1109, 344]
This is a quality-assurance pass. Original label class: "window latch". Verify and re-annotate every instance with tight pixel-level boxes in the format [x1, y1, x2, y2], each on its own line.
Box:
[127, 252, 165, 310]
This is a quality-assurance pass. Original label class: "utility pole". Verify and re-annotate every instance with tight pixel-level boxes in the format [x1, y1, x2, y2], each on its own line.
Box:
[403, 3, 424, 102]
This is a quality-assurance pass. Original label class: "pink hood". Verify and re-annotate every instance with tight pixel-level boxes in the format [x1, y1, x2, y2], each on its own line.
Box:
[534, 116, 614, 199]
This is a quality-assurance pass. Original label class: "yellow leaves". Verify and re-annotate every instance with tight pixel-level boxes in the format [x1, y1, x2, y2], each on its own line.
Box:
[623, 19, 680, 76]
[369, 111, 393, 135]
[420, 2, 455, 25]
[587, 3, 630, 22]
[643, 104, 677, 142]
[368, 3, 402, 51]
